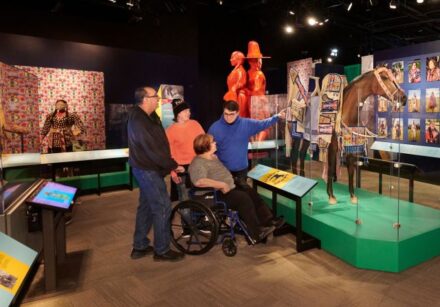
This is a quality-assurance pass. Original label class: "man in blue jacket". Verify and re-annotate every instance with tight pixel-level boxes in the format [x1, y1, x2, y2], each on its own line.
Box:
[208, 100, 285, 228]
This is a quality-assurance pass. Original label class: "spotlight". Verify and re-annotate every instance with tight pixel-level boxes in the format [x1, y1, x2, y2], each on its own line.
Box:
[126, 0, 134, 7]
[307, 17, 318, 26]
[324, 18, 329, 23]
[330, 48, 338, 57]
[108, 0, 116, 3]
[389, 0, 397, 9]
[217, 0, 223, 5]
[347, 2, 353, 11]
[319, 22, 324, 26]
[289, 10, 295, 15]
[327, 57, 333, 63]
[416, 0, 424, 3]
[284, 25, 294, 34]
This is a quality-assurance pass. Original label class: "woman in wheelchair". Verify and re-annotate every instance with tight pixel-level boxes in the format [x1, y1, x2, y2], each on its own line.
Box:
[188, 133, 276, 244]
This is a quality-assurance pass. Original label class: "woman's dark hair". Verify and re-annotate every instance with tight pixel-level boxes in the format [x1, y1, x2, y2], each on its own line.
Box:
[193, 133, 214, 155]
[50, 99, 69, 124]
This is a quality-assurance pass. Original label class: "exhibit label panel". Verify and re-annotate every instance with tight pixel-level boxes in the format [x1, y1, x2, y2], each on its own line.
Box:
[0, 232, 37, 306]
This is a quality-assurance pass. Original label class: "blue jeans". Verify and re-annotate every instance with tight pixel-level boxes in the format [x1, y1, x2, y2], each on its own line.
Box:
[132, 167, 171, 255]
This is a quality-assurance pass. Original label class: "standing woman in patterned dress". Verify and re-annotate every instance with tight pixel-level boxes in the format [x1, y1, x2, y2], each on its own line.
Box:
[41, 99, 85, 153]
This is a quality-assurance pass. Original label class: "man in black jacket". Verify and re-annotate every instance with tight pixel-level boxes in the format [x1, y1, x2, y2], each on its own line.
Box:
[128, 86, 184, 262]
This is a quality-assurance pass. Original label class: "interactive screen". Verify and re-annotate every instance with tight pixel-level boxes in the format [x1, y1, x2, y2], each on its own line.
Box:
[28, 182, 77, 210]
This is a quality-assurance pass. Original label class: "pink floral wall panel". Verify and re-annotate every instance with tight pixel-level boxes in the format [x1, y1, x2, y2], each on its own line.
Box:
[0, 62, 40, 153]
[17, 66, 106, 152]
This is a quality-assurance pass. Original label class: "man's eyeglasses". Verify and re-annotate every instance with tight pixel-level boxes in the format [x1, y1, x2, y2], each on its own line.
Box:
[146, 94, 159, 98]
[223, 112, 237, 117]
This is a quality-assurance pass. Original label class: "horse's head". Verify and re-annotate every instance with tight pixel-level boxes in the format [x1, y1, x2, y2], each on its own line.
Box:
[373, 67, 407, 106]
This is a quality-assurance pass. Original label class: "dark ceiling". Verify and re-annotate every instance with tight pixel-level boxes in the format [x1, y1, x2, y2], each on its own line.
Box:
[0, 0, 439, 64]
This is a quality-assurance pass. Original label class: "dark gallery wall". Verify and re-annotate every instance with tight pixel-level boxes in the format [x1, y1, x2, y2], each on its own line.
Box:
[0, 32, 198, 105]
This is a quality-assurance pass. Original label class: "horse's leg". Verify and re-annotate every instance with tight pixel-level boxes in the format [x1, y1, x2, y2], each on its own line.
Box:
[299, 139, 310, 177]
[327, 133, 338, 205]
[290, 137, 301, 174]
[346, 153, 358, 204]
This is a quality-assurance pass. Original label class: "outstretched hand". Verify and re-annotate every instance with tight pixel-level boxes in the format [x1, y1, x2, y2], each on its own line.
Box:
[277, 108, 287, 120]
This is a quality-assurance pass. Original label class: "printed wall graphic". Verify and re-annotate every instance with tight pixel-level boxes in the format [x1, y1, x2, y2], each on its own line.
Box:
[0, 62, 40, 154]
[17, 66, 106, 153]
[158, 84, 184, 129]
[250, 94, 287, 140]
[425, 88, 439, 113]
[407, 118, 421, 142]
[408, 59, 422, 83]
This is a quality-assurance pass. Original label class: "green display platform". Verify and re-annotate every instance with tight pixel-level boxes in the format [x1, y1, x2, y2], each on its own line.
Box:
[259, 180, 440, 272]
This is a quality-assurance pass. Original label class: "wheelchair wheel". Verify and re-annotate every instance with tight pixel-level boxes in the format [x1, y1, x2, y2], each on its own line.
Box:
[170, 200, 219, 255]
[222, 237, 237, 257]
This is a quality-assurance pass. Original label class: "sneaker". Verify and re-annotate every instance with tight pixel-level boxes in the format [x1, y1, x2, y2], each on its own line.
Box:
[130, 246, 154, 259]
[258, 225, 276, 242]
[271, 217, 286, 229]
[153, 250, 185, 262]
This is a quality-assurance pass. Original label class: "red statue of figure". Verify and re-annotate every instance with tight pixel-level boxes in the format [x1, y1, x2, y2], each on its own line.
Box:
[224, 51, 248, 117]
[246, 41, 271, 141]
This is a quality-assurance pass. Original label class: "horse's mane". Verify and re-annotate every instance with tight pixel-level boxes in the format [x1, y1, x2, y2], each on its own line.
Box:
[343, 70, 374, 93]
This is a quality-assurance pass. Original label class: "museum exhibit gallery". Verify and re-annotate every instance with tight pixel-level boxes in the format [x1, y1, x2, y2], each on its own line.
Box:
[0, 0, 439, 306]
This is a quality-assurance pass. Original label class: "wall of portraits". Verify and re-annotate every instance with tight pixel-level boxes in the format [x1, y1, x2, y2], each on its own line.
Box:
[376, 40, 440, 148]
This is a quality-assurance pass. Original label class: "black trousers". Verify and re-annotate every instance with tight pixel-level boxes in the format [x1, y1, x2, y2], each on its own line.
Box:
[230, 168, 274, 226]
[218, 188, 261, 241]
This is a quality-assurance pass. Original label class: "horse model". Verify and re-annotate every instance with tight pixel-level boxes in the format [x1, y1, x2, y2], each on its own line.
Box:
[325, 67, 406, 204]
[288, 68, 407, 204]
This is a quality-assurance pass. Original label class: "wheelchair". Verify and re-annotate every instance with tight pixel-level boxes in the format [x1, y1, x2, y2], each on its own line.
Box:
[170, 181, 256, 257]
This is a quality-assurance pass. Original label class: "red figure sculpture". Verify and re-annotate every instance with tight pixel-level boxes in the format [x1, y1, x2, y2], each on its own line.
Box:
[224, 51, 248, 117]
[246, 41, 271, 141]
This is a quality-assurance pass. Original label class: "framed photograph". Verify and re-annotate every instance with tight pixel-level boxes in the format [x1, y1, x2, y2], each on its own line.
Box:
[426, 88, 440, 112]
[407, 119, 420, 142]
[391, 118, 403, 141]
[408, 59, 421, 83]
[377, 117, 388, 137]
[408, 89, 421, 113]
[378, 96, 389, 112]
[426, 56, 440, 82]
[392, 61, 404, 84]
[425, 119, 440, 144]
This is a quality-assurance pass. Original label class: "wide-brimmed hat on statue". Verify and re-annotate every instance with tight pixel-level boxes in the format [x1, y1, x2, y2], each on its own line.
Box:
[246, 41, 271, 59]
[172, 98, 189, 121]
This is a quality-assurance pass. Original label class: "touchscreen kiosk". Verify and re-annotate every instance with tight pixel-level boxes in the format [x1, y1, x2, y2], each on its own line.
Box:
[27, 181, 77, 211]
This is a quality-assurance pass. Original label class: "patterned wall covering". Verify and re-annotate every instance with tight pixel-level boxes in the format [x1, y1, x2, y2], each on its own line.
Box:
[0, 62, 40, 153]
[17, 66, 105, 152]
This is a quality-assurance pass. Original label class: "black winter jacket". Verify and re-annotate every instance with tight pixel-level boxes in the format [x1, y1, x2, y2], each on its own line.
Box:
[127, 106, 177, 176]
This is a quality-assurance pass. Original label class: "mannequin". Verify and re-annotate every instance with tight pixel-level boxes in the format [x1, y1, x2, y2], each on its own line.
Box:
[291, 76, 320, 176]
[246, 41, 270, 141]
[224, 51, 248, 117]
